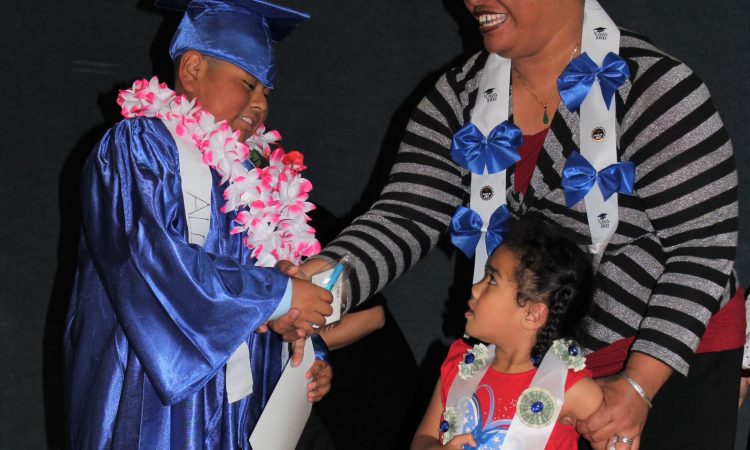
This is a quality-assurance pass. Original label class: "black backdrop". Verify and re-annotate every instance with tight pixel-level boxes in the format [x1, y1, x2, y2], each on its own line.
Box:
[1, 1, 748, 448]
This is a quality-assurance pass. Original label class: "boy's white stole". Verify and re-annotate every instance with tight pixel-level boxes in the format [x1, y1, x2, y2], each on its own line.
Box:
[163, 119, 253, 404]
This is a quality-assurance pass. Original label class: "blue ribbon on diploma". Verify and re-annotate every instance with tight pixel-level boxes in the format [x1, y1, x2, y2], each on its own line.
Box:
[557, 51, 630, 111]
[449, 205, 511, 258]
[561, 151, 635, 208]
[309, 334, 330, 365]
[450, 121, 522, 175]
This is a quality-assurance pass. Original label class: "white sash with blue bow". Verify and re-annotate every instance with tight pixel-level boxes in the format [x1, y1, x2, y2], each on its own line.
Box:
[559, 0, 630, 264]
[451, 54, 516, 283]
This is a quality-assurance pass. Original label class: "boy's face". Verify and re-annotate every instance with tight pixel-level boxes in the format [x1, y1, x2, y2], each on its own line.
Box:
[465, 247, 526, 344]
[192, 58, 269, 141]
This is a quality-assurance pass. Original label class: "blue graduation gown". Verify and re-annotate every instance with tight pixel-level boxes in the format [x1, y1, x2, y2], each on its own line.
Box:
[64, 117, 287, 449]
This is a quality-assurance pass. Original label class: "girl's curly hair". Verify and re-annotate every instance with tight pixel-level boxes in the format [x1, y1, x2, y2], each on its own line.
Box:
[500, 212, 595, 366]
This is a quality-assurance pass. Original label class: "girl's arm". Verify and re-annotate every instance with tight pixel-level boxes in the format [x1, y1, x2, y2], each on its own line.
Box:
[411, 378, 477, 450]
[559, 377, 604, 426]
[317, 305, 385, 350]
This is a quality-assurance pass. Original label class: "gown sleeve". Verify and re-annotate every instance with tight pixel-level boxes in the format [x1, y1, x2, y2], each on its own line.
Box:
[81, 118, 288, 404]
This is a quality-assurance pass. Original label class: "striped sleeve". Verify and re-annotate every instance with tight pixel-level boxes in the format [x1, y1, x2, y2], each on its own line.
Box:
[619, 34, 738, 375]
[317, 60, 479, 308]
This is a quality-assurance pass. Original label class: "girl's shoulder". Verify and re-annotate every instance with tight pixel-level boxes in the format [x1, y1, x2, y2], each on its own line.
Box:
[441, 339, 472, 371]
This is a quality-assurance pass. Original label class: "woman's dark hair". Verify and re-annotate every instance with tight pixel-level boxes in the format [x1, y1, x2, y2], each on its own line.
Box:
[500, 212, 595, 366]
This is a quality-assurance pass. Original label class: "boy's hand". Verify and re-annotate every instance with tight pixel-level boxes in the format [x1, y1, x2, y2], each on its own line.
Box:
[305, 360, 332, 402]
[256, 308, 304, 340]
[289, 277, 333, 334]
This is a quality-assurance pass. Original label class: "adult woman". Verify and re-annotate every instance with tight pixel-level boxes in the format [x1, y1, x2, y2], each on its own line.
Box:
[294, 0, 743, 448]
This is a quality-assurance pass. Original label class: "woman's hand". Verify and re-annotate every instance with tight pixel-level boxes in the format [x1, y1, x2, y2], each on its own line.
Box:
[305, 360, 332, 403]
[577, 375, 648, 449]
[578, 353, 671, 449]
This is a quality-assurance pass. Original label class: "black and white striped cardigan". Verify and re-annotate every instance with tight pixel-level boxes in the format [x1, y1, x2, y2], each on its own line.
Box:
[319, 30, 738, 376]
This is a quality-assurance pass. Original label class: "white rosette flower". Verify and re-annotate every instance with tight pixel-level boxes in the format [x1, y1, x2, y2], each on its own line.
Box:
[458, 343, 491, 380]
[551, 339, 586, 372]
[440, 407, 459, 444]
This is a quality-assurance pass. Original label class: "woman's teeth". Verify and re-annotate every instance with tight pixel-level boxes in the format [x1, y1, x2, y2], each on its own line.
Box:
[478, 13, 507, 27]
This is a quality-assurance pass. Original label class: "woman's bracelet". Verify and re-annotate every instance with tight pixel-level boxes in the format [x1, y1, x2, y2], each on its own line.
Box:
[620, 373, 653, 409]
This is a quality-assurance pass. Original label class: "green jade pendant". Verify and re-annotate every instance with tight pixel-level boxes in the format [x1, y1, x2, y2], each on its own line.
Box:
[542, 106, 549, 125]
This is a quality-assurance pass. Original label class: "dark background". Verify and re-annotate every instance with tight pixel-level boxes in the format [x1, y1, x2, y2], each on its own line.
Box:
[1, 1, 748, 448]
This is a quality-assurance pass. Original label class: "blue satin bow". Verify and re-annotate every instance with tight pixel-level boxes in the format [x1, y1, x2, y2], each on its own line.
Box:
[561, 151, 635, 207]
[449, 205, 511, 258]
[450, 121, 522, 174]
[557, 51, 630, 111]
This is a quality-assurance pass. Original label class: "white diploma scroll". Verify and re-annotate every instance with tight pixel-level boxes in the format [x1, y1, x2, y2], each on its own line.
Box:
[249, 338, 315, 449]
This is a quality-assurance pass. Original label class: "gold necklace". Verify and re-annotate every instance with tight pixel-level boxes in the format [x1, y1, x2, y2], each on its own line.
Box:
[513, 42, 580, 125]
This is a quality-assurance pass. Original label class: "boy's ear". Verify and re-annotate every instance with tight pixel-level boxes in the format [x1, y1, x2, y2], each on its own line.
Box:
[522, 302, 549, 331]
[177, 50, 205, 97]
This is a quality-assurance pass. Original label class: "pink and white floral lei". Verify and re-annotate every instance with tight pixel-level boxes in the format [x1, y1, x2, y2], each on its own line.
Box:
[117, 76, 320, 266]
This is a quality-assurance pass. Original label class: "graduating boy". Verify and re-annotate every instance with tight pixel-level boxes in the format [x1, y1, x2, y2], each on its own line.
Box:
[64, 1, 332, 448]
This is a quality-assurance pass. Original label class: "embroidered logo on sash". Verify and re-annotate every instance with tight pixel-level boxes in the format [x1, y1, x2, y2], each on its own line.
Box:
[591, 127, 606, 141]
[594, 27, 608, 40]
[480, 186, 494, 201]
[484, 88, 497, 102]
[598, 213, 610, 229]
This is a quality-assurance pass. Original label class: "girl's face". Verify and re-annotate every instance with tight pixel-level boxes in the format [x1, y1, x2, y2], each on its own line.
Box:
[465, 247, 527, 344]
[193, 59, 269, 142]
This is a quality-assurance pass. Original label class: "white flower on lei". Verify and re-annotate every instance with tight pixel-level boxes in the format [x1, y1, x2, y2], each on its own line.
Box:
[118, 77, 176, 118]
[117, 76, 320, 266]
[246, 124, 282, 158]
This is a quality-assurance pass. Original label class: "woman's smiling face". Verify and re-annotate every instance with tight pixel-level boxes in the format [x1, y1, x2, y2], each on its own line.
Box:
[462, 0, 583, 59]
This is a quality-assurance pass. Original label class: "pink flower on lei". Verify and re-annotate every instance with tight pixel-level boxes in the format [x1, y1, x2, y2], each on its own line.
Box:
[117, 76, 320, 266]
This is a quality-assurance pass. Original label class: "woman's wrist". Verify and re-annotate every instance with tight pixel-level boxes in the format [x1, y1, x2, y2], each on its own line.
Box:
[622, 352, 674, 402]
[619, 373, 652, 409]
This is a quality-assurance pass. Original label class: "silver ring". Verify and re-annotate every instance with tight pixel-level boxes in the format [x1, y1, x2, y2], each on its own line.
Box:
[615, 435, 634, 445]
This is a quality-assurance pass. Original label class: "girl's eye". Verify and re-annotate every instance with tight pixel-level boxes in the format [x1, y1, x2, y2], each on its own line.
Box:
[487, 274, 497, 285]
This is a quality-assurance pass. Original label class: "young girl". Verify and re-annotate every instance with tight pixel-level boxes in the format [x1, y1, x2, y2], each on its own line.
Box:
[412, 213, 603, 450]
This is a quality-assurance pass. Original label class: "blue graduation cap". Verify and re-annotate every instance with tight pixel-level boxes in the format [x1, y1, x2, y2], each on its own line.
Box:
[156, 0, 309, 89]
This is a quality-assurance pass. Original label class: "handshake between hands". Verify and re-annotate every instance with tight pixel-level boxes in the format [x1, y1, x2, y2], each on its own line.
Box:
[261, 258, 334, 342]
